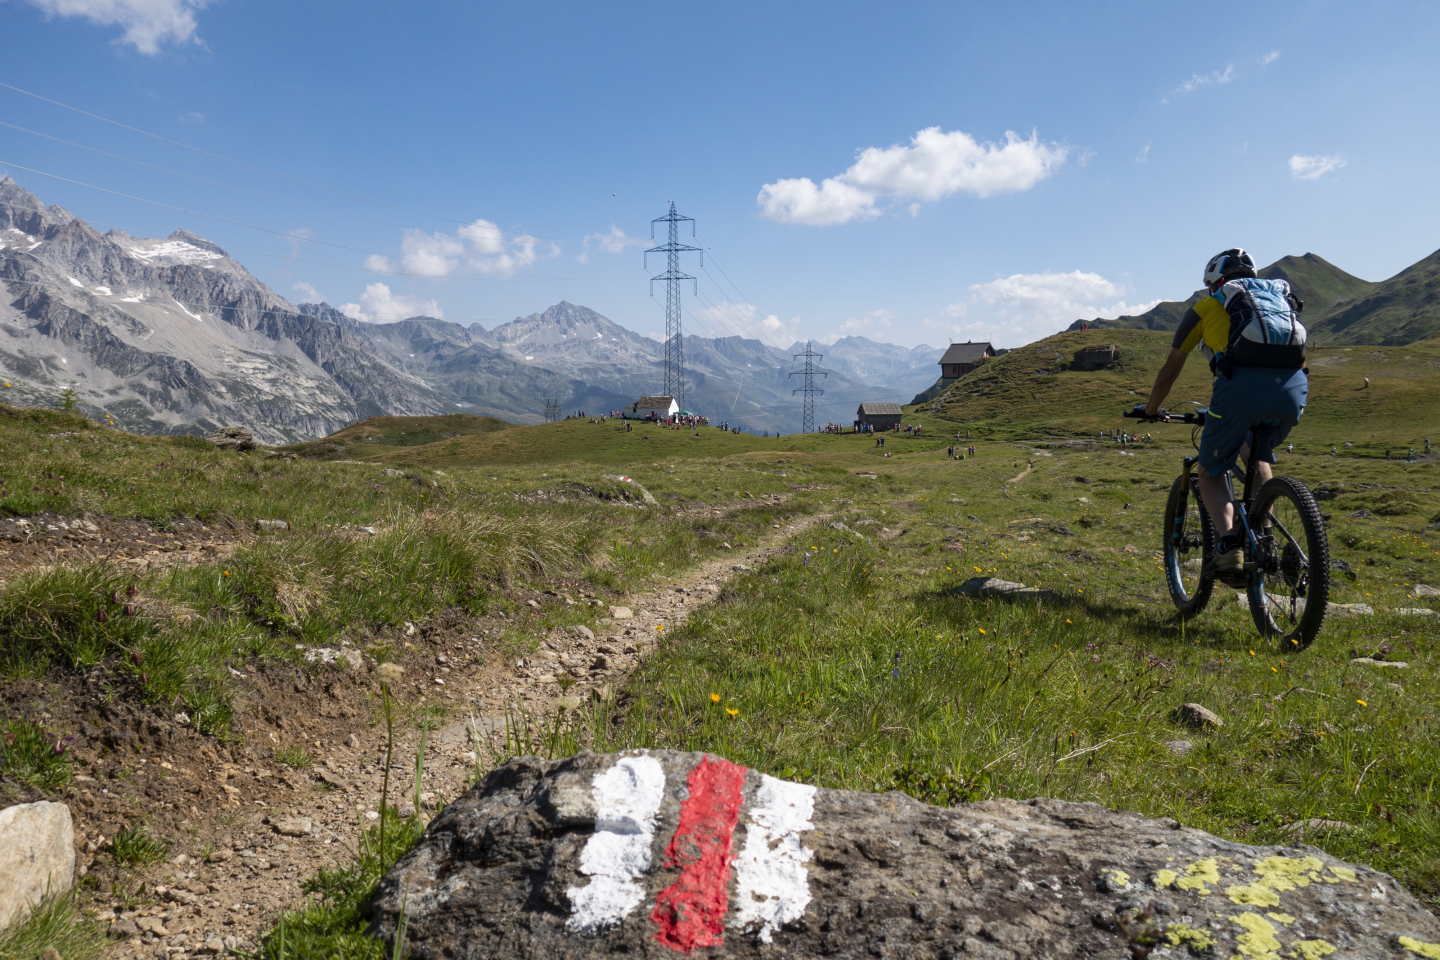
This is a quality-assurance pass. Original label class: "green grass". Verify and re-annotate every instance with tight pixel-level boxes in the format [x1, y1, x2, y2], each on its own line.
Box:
[0, 717, 74, 790]
[111, 824, 169, 867]
[0, 894, 107, 960]
[276, 745, 313, 769]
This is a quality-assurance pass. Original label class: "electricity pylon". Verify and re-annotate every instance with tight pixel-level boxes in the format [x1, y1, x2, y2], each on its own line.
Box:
[544, 398, 560, 422]
[645, 202, 701, 408]
[790, 341, 826, 434]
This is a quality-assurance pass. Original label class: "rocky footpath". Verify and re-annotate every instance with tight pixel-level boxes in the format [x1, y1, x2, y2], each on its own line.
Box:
[370, 749, 1440, 959]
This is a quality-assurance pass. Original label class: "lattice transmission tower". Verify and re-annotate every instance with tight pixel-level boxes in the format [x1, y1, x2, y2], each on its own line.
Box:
[543, 398, 560, 422]
[790, 341, 826, 434]
[645, 202, 701, 408]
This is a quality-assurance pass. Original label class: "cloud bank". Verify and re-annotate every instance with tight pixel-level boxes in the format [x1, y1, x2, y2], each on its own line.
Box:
[365, 220, 559, 277]
[962, 270, 1160, 343]
[758, 126, 1068, 225]
[19, 0, 212, 54]
[340, 283, 442, 322]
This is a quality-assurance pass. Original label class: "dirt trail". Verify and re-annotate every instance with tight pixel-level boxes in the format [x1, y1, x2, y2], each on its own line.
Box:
[53, 509, 826, 958]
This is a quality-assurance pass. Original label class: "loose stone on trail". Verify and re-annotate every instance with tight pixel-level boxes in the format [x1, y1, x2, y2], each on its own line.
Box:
[368, 750, 1440, 959]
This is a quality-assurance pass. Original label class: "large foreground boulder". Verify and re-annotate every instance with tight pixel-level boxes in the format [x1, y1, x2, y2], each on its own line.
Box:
[0, 801, 76, 932]
[206, 426, 257, 451]
[370, 751, 1440, 959]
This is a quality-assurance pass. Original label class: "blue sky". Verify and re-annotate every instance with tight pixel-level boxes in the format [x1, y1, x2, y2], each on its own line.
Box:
[2, 0, 1437, 349]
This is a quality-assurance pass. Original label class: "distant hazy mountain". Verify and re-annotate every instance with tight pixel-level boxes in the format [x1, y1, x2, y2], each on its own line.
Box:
[790, 337, 944, 405]
[1064, 251, 1440, 346]
[1, 177, 922, 439]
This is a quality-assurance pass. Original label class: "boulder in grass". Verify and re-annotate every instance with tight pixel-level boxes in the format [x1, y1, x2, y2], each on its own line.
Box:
[367, 749, 1440, 959]
[0, 801, 75, 933]
[207, 426, 256, 451]
[956, 576, 1058, 601]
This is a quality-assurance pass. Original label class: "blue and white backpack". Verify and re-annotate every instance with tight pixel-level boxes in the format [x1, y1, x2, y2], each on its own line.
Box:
[1212, 277, 1307, 376]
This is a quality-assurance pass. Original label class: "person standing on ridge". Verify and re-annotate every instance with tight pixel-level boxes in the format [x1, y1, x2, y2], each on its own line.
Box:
[1137, 248, 1309, 575]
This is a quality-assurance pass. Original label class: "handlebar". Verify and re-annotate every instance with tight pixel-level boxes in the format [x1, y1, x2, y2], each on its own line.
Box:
[1123, 408, 1206, 425]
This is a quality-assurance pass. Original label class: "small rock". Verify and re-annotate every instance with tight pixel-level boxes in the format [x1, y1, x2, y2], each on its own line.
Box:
[41, 949, 61, 960]
[201, 936, 226, 954]
[1280, 819, 1356, 837]
[955, 576, 1056, 600]
[608, 606, 633, 620]
[0, 801, 75, 933]
[347, 734, 360, 749]
[1395, 608, 1435, 617]
[1346, 508, 1372, 519]
[206, 848, 232, 863]
[731, 564, 752, 572]
[1076, 496, 1092, 504]
[206, 426, 256, 451]
[1163, 739, 1193, 756]
[256, 519, 289, 531]
[382, 468, 404, 477]
[1350, 657, 1408, 669]
[1122, 544, 1138, 553]
[590, 655, 610, 671]
[275, 817, 313, 837]
[573, 625, 596, 642]
[1171, 702, 1223, 729]
[525, 599, 540, 609]
[111, 918, 139, 938]
[1332, 602, 1375, 616]
[316, 768, 351, 790]
[1414, 584, 1440, 597]
[398, 804, 416, 819]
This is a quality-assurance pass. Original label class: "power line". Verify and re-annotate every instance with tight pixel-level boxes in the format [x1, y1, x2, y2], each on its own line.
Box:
[0, 80, 568, 240]
[789, 341, 826, 434]
[646, 201, 700, 409]
[0, 159, 599, 278]
[0, 119, 561, 243]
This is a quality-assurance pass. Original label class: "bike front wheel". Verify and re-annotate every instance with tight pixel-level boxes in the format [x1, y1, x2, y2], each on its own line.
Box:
[1162, 473, 1214, 616]
[1247, 476, 1330, 649]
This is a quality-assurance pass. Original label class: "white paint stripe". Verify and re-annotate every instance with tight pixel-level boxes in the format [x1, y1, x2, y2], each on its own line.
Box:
[731, 774, 816, 942]
[566, 754, 666, 933]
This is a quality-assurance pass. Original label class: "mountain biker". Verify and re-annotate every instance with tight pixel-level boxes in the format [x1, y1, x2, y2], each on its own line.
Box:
[1137, 248, 1309, 575]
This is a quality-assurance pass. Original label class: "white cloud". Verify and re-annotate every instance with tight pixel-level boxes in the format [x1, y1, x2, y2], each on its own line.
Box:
[835, 308, 895, 337]
[695, 300, 797, 342]
[20, 0, 212, 54]
[1288, 154, 1347, 180]
[1135, 143, 1151, 164]
[942, 302, 968, 318]
[758, 126, 1068, 225]
[339, 283, 442, 322]
[292, 281, 322, 303]
[1260, 50, 1280, 66]
[578, 225, 643, 263]
[966, 270, 1159, 343]
[284, 227, 313, 259]
[364, 220, 559, 277]
[1177, 64, 1234, 93]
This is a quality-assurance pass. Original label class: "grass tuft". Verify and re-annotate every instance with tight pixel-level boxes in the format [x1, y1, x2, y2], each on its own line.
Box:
[0, 717, 74, 791]
[111, 825, 169, 867]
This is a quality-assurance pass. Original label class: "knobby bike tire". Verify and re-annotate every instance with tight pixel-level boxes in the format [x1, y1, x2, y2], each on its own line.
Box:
[1162, 473, 1214, 617]
[1247, 475, 1330, 650]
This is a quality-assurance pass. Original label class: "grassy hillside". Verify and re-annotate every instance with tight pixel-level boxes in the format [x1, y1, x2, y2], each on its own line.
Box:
[1310, 248, 1440, 346]
[296, 413, 515, 458]
[929, 328, 1440, 451]
[1261, 252, 1379, 315]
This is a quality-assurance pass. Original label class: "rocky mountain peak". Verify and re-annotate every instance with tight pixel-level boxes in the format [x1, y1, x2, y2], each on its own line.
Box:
[167, 229, 230, 258]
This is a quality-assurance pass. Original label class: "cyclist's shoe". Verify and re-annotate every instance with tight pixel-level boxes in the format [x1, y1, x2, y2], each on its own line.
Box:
[1205, 536, 1244, 577]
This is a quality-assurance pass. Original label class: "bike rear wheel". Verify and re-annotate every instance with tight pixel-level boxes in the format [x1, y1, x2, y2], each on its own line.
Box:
[1247, 475, 1330, 649]
[1163, 473, 1214, 616]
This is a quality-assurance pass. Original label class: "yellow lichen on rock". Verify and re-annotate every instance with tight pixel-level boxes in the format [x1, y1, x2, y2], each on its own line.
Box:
[1252, 856, 1324, 892]
[1165, 923, 1217, 951]
[1266, 913, 1295, 925]
[1230, 912, 1282, 959]
[1326, 866, 1358, 884]
[1399, 936, 1440, 959]
[1156, 868, 1179, 888]
[1176, 857, 1222, 895]
[1288, 941, 1336, 959]
[1106, 868, 1131, 888]
[1226, 883, 1281, 907]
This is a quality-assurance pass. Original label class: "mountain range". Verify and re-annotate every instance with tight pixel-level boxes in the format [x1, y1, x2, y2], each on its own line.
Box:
[0, 177, 941, 442]
[1068, 250, 1440, 345]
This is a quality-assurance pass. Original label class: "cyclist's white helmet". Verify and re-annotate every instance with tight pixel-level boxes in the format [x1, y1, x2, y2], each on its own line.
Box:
[1203, 248, 1257, 287]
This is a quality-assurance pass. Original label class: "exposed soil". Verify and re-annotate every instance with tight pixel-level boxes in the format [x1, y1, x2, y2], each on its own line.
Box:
[0, 510, 825, 958]
[0, 513, 245, 585]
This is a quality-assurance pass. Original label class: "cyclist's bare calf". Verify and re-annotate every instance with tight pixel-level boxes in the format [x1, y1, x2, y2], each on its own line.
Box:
[1197, 441, 1271, 537]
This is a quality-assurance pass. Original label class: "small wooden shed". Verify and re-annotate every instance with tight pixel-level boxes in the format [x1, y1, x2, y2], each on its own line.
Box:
[623, 396, 679, 420]
[855, 402, 903, 430]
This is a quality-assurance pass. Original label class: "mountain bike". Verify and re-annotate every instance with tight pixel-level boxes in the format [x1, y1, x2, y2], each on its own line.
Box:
[1123, 408, 1330, 649]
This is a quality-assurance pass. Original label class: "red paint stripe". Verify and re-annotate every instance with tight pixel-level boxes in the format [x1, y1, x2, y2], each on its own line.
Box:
[651, 756, 748, 952]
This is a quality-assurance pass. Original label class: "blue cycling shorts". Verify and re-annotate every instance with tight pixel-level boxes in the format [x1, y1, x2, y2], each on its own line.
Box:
[1198, 367, 1308, 478]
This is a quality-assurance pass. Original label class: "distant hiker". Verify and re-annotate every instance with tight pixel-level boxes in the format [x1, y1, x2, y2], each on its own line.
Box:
[1138, 248, 1308, 576]
[1286, 442, 1293, 454]
[1363, 377, 1370, 389]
